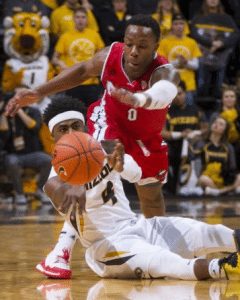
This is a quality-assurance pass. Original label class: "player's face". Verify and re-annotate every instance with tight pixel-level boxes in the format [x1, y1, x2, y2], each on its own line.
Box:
[123, 25, 159, 80]
[53, 119, 85, 142]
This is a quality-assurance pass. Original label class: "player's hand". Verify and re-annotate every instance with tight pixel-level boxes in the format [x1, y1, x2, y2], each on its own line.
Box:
[111, 87, 140, 108]
[5, 88, 41, 117]
[58, 185, 86, 218]
[107, 141, 124, 172]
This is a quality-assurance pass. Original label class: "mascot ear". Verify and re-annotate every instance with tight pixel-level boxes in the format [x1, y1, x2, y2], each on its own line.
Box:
[41, 16, 50, 29]
[3, 16, 13, 29]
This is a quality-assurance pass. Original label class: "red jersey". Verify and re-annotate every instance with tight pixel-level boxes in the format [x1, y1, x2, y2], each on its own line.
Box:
[100, 42, 169, 140]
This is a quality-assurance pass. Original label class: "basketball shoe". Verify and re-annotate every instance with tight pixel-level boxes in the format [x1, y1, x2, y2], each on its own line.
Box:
[219, 229, 240, 280]
[36, 248, 72, 279]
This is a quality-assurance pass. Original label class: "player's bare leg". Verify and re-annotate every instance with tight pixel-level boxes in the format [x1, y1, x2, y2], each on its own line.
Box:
[135, 182, 165, 217]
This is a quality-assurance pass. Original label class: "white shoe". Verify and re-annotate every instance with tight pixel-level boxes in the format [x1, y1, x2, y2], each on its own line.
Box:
[36, 248, 72, 279]
[15, 194, 27, 204]
[205, 187, 220, 196]
[179, 186, 204, 196]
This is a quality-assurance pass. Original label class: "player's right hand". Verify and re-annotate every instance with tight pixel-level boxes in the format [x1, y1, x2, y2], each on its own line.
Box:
[5, 88, 41, 117]
[58, 185, 86, 217]
[111, 87, 140, 108]
[107, 141, 124, 172]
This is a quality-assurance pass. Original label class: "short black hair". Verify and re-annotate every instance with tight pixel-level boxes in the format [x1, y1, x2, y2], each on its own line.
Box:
[178, 80, 186, 91]
[73, 7, 87, 15]
[43, 94, 87, 126]
[125, 15, 161, 42]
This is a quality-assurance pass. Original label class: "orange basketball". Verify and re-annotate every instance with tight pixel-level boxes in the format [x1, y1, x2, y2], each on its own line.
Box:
[52, 132, 105, 185]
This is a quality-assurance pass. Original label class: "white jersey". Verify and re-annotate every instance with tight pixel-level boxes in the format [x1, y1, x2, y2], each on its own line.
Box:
[49, 154, 142, 248]
[7, 56, 50, 88]
[49, 153, 235, 280]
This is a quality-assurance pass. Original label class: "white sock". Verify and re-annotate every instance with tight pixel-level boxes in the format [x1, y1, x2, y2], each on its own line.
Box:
[208, 259, 226, 279]
[54, 221, 77, 254]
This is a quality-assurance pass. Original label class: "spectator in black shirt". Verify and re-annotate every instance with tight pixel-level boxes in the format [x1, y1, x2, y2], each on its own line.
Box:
[0, 96, 51, 204]
[98, 0, 131, 45]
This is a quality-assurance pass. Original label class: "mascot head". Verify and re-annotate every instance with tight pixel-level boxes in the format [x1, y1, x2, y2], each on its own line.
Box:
[4, 12, 50, 63]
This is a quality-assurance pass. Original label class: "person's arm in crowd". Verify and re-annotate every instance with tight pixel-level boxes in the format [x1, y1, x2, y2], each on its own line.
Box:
[172, 57, 199, 70]
[0, 114, 9, 131]
[16, 108, 38, 129]
[52, 51, 68, 71]
[162, 126, 193, 141]
[81, 0, 93, 10]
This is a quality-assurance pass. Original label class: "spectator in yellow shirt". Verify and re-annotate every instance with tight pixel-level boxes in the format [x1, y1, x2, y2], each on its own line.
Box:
[158, 13, 202, 105]
[52, 7, 104, 106]
[152, 0, 189, 39]
[50, 0, 99, 37]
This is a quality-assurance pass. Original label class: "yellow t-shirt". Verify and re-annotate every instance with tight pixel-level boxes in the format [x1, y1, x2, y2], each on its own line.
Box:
[50, 4, 99, 36]
[152, 12, 189, 39]
[41, 0, 57, 10]
[158, 35, 202, 91]
[221, 108, 240, 143]
[55, 28, 104, 85]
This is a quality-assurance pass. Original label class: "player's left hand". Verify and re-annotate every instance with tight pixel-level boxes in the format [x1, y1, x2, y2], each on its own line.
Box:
[5, 88, 41, 116]
[111, 87, 140, 108]
[107, 141, 124, 172]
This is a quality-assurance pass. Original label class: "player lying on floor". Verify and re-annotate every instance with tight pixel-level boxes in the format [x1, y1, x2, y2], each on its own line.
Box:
[37, 96, 240, 280]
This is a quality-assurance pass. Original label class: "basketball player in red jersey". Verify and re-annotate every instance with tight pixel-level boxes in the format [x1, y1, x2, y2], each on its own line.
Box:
[5, 15, 179, 217]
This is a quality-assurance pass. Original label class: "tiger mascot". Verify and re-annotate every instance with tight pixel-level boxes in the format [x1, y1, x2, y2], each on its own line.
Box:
[2, 12, 55, 154]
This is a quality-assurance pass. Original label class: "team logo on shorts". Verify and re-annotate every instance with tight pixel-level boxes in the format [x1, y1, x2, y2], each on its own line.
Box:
[156, 169, 167, 182]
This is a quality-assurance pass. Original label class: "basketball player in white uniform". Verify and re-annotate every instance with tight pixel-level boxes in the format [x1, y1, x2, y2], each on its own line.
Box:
[37, 95, 240, 281]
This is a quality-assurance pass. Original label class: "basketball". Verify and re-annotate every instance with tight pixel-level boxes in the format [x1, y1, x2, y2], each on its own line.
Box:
[52, 132, 105, 185]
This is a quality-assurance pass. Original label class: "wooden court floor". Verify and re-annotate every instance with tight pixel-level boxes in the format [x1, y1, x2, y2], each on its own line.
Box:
[1, 196, 240, 300]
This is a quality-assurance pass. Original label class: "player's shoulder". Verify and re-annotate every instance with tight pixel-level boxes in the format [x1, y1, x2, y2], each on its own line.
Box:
[107, 42, 124, 53]
[156, 53, 169, 65]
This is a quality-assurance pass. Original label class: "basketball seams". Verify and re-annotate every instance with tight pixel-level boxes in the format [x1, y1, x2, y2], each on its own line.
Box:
[89, 146, 105, 165]
[73, 132, 91, 181]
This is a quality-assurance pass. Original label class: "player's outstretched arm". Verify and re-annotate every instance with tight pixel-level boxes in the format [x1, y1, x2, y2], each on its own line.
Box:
[111, 64, 180, 110]
[5, 47, 110, 116]
[44, 176, 86, 219]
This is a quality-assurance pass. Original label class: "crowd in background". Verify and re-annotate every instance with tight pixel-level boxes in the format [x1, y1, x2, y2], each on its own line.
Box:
[0, 0, 240, 205]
